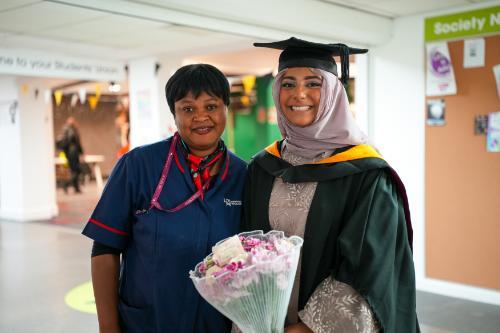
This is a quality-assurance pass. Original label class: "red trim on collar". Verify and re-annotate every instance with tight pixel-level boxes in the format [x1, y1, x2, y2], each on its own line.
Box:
[221, 154, 230, 181]
[89, 218, 129, 236]
[174, 150, 185, 173]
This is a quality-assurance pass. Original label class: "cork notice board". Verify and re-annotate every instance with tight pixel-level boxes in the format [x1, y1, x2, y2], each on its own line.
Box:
[425, 35, 500, 290]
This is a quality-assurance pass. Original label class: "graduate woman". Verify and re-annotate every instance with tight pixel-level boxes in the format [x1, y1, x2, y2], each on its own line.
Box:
[242, 38, 420, 333]
[83, 64, 247, 333]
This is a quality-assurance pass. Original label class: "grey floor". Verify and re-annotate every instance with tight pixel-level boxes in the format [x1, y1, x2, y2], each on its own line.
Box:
[0, 220, 98, 333]
[1, 185, 499, 333]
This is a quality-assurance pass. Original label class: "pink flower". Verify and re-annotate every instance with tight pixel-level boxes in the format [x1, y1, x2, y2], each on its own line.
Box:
[265, 243, 275, 251]
[242, 237, 263, 252]
[224, 261, 240, 272]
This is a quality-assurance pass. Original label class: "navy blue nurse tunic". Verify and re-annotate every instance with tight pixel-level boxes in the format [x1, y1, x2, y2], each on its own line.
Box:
[82, 136, 247, 333]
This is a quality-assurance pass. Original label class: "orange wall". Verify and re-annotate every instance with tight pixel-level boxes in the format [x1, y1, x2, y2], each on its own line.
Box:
[425, 35, 500, 290]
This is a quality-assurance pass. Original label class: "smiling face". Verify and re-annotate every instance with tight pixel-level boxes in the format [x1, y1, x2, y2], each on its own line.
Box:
[174, 91, 227, 157]
[279, 67, 322, 127]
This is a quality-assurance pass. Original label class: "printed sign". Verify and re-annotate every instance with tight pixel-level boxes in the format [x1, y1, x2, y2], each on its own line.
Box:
[425, 6, 500, 42]
[0, 48, 126, 81]
[426, 42, 457, 96]
[463, 38, 485, 68]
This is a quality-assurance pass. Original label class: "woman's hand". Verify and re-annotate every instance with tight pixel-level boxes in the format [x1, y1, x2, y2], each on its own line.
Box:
[284, 322, 313, 333]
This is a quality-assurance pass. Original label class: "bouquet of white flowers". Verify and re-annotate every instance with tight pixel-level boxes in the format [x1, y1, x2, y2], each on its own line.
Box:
[189, 230, 303, 333]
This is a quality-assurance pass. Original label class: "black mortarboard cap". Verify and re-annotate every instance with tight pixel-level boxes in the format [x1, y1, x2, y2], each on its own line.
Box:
[254, 37, 368, 84]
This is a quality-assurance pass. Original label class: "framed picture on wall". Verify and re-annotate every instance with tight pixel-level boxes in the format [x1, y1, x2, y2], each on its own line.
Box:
[427, 99, 446, 126]
[474, 115, 488, 135]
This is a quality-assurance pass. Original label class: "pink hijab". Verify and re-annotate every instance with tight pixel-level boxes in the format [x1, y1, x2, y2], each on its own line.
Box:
[272, 68, 368, 160]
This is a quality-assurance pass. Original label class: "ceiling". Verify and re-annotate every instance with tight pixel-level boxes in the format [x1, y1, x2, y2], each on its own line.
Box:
[0, 1, 254, 61]
[0, 0, 496, 82]
[0, 0, 495, 62]
[184, 47, 281, 77]
[320, 0, 492, 18]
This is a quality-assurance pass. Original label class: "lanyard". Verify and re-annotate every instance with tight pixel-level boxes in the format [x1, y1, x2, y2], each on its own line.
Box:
[149, 133, 213, 213]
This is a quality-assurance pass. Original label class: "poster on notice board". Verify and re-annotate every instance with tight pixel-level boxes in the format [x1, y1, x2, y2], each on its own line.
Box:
[427, 99, 446, 126]
[463, 38, 485, 68]
[426, 42, 457, 96]
[487, 112, 500, 152]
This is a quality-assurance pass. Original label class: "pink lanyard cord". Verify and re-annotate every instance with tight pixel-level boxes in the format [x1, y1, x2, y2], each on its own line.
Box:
[148, 133, 224, 213]
[149, 133, 179, 210]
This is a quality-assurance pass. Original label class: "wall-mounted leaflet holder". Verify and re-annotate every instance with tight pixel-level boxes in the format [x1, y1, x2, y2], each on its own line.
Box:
[0, 100, 18, 124]
[493, 65, 500, 99]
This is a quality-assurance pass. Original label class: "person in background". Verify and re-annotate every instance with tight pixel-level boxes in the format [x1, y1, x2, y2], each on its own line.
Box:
[242, 37, 420, 333]
[115, 110, 130, 159]
[57, 116, 84, 193]
[83, 64, 247, 333]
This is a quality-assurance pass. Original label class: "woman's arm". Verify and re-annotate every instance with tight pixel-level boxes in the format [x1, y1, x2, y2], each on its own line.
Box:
[91, 254, 121, 333]
[298, 277, 380, 333]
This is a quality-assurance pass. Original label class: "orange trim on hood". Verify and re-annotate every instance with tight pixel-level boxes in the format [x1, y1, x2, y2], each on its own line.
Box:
[264, 141, 383, 164]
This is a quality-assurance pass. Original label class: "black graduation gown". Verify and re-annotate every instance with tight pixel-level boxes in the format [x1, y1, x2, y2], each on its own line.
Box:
[241, 142, 420, 333]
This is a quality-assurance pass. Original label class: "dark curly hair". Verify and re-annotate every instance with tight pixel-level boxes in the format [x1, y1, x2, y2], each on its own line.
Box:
[165, 64, 230, 114]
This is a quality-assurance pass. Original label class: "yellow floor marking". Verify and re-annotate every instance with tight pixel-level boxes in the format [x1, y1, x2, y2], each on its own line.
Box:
[65, 281, 96, 314]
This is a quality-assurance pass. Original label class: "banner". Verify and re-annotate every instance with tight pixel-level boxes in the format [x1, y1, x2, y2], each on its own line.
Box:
[70, 94, 79, 107]
[425, 5, 500, 42]
[78, 88, 87, 104]
[44, 89, 52, 104]
[88, 96, 98, 110]
[54, 90, 63, 106]
[0, 48, 126, 81]
[241, 75, 256, 95]
[426, 42, 457, 96]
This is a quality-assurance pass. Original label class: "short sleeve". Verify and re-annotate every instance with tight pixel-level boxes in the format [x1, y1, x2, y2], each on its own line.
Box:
[82, 154, 136, 250]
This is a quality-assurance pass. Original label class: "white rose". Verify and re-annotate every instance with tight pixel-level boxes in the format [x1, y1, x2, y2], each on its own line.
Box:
[212, 235, 247, 266]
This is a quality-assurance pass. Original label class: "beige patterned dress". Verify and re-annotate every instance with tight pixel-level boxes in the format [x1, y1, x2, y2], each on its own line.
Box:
[267, 147, 380, 333]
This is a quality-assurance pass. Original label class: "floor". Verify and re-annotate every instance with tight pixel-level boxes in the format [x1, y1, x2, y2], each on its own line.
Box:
[1, 182, 499, 333]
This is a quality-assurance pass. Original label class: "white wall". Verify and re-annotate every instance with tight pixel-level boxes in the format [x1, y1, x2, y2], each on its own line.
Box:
[19, 77, 58, 220]
[370, 2, 500, 305]
[0, 77, 23, 219]
[371, 14, 426, 280]
[354, 54, 369, 135]
[0, 76, 57, 221]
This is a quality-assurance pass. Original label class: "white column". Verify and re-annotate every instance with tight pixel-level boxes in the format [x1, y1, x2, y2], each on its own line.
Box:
[370, 15, 425, 282]
[354, 53, 369, 135]
[0, 76, 58, 221]
[156, 55, 184, 139]
[128, 57, 159, 148]
[128, 57, 180, 148]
